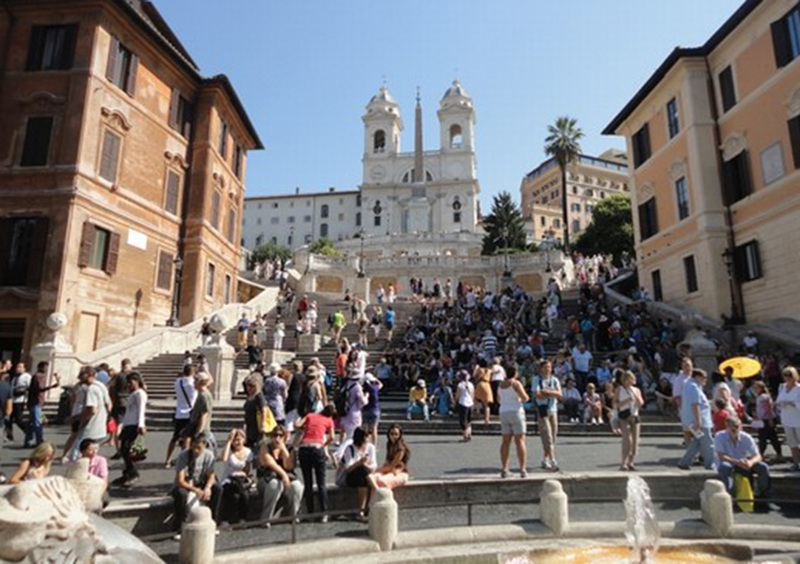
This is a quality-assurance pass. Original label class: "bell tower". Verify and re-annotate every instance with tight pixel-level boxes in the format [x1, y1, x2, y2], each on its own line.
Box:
[362, 85, 402, 185]
[438, 80, 475, 153]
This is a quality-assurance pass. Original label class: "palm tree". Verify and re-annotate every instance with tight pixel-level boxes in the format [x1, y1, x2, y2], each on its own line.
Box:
[544, 116, 583, 251]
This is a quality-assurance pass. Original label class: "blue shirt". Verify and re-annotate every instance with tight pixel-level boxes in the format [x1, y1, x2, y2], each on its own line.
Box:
[533, 376, 560, 413]
[714, 430, 758, 470]
[384, 310, 395, 325]
[681, 379, 712, 429]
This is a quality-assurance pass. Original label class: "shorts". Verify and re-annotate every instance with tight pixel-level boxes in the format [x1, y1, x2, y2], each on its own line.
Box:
[172, 417, 190, 440]
[385, 322, 394, 331]
[363, 411, 380, 425]
[785, 426, 800, 448]
[500, 410, 526, 436]
[458, 404, 473, 430]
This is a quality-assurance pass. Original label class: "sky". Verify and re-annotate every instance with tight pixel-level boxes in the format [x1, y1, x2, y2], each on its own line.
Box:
[155, 0, 744, 209]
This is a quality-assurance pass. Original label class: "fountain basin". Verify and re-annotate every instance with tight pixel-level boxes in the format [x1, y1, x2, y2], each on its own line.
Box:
[506, 542, 752, 563]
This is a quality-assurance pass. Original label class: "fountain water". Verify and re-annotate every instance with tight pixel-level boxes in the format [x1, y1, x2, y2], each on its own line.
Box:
[624, 476, 661, 563]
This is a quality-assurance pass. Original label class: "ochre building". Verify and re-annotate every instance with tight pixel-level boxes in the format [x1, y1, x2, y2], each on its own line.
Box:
[0, 0, 262, 361]
[604, 0, 800, 325]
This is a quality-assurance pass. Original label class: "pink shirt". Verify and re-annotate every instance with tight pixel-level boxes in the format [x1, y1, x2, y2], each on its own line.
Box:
[87, 455, 109, 481]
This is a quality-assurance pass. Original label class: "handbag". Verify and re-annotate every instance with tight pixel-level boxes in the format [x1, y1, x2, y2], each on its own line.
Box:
[257, 406, 277, 435]
[618, 408, 632, 420]
[129, 435, 148, 462]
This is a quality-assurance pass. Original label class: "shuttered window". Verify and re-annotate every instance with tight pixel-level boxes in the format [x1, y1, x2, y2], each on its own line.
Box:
[735, 240, 763, 283]
[789, 115, 800, 170]
[224, 274, 232, 304]
[99, 130, 121, 183]
[0, 217, 49, 287]
[211, 191, 221, 229]
[719, 66, 736, 113]
[78, 222, 119, 275]
[721, 151, 752, 205]
[156, 251, 173, 290]
[165, 170, 180, 215]
[26, 24, 78, 71]
[638, 198, 659, 240]
[771, 5, 800, 69]
[168, 89, 193, 138]
[227, 208, 236, 243]
[218, 119, 228, 158]
[233, 144, 243, 178]
[684, 255, 698, 293]
[20, 116, 53, 167]
[632, 123, 651, 168]
[205, 263, 215, 297]
[105, 36, 138, 96]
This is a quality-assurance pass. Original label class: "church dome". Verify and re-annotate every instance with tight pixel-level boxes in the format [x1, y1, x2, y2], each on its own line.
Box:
[369, 85, 396, 105]
[365, 85, 401, 119]
[441, 80, 470, 101]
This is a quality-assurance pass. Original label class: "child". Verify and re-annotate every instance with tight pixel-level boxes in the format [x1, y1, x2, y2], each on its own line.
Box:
[712, 397, 732, 433]
[583, 382, 603, 425]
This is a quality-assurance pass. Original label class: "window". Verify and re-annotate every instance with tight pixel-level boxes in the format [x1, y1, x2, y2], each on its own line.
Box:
[78, 222, 119, 275]
[287, 234, 293, 246]
[290, 202, 294, 208]
[789, 115, 800, 170]
[339, 198, 344, 205]
[539, 217, 545, 226]
[211, 191, 221, 229]
[156, 251, 173, 290]
[168, 90, 193, 138]
[227, 208, 236, 243]
[735, 241, 763, 282]
[355, 212, 361, 227]
[553, 218, 560, 228]
[586, 204, 594, 213]
[651, 270, 663, 302]
[205, 263, 215, 297]
[373, 129, 386, 153]
[321, 204, 329, 218]
[271, 202, 278, 209]
[684, 255, 698, 293]
[667, 98, 680, 138]
[20, 116, 53, 167]
[572, 186, 578, 195]
[638, 198, 659, 240]
[0, 217, 49, 287]
[287, 216, 295, 224]
[453, 212, 461, 223]
[270, 236, 277, 244]
[320, 223, 328, 238]
[771, 4, 800, 68]
[218, 119, 228, 158]
[337, 213, 344, 221]
[99, 129, 121, 183]
[600, 191, 605, 199]
[233, 144, 243, 178]
[165, 170, 180, 215]
[719, 66, 736, 113]
[449, 124, 463, 148]
[675, 176, 690, 220]
[304, 215, 312, 223]
[571, 219, 581, 233]
[224, 274, 232, 304]
[374, 215, 381, 227]
[105, 37, 138, 96]
[26, 24, 78, 71]
[632, 123, 651, 167]
[721, 151, 752, 205]
[270, 217, 278, 225]
[570, 203, 581, 212]
[356, 194, 362, 207]
[304, 234, 312, 244]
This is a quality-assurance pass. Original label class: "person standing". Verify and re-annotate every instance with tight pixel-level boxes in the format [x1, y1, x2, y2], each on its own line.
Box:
[25, 362, 60, 448]
[263, 366, 288, 427]
[285, 361, 306, 435]
[533, 359, 562, 471]
[341, 370, 368, 440]
[498, 365, 530, 478]
[752, 381, 782, 460]
[70, 367, 109, 461]
[776, 366, 800, 471]
[296, 404, 336, 521]
[188, 374, 215, 454]
[273, 318, 286, 351]
[109, 359, 133, 459]
[165, 365, 196, 467]
[455, 370, 475, 442]
[678, 368, 715, 470]
[116, 372, 147, 487]
[616, 370, 644, 471]
[473, 358, 493, 424]
[8, 363, 31, 441]
[571, 343, 593, 394]
[384, 306, 396, 343]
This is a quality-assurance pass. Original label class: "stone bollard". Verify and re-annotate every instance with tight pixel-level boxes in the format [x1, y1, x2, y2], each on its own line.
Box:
[368, 487, 398, 551]
[179, 505, 216, 564]
[700, 479, 733, 537]
[539, 479, 569, 537]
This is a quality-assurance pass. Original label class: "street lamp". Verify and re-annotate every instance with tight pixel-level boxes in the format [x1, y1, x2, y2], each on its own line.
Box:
[721, 248, 742, 323]
[357, 229, 366, 278]
[167, 256, 184, 327]
[543, 232, 553, 273]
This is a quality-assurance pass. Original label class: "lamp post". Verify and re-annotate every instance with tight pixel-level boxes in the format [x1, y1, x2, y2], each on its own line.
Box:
[357, 229, 366, 278]
[544, 232, 553, 273]
[167, 256, 184, 327]
[721, 248, 743, 324]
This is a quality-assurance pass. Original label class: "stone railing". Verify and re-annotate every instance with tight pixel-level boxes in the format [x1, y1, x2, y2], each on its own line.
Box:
[38, 287, 280, 386]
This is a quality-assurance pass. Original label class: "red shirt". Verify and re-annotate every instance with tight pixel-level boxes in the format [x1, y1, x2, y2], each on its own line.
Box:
[713, 408, 731, 433]
[301, 413, 333, 445]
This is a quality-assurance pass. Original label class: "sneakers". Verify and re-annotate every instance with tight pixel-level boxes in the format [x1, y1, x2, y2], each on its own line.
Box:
[501, 469, 509, 478]
[520, 469, 528, 478]
[320, 515, 329, 524]
[550, 459, 559, 471]
[541, 460, 548, 470]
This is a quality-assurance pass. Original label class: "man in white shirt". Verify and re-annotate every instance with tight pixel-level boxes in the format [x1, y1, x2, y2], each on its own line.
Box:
[8, 363, 31, 441]
[571, 344, 593, 394]
[70, 367, 109, 461]
[165, 365, 197, 468]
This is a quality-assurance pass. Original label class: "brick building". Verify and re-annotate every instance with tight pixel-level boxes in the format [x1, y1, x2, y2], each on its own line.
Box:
[0, 0, 262, 361]
[604, 0, 800, 325]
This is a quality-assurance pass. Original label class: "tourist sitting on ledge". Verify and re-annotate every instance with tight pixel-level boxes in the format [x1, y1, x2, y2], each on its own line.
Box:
[171, 434, 220, 537]
[369, 423, 410, 490]
[335, 427, 377, 521]
[406, 379, 430, 422]
[9, 441, 54, 484]
[715, 416, 771, 504]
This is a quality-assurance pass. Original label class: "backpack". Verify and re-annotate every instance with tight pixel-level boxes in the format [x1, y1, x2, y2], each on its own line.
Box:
[334, 382, 353, 417]
[327, 313, 335, 325]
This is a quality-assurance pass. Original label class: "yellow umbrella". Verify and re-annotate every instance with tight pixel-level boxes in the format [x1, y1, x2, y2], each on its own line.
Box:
[718, 357, 762, 379]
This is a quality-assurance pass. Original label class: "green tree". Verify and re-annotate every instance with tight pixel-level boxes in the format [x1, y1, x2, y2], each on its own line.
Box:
[249, 241, 292, 269]
[573, 194, 634, 263]
[544, 116, 584, 251]
[481, 191, 528, 255]
[308, 238, 342, 257]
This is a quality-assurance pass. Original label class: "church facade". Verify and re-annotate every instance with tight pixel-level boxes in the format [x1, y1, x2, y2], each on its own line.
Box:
[242, 81, 482, 252]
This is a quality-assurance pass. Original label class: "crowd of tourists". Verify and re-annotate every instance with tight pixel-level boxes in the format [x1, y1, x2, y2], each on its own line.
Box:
[0, 251, 796, 531]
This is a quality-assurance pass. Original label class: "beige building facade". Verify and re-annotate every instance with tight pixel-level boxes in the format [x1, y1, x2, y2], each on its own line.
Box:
[604, 0, 800, 325]
[520, 150, 629, 244]
[0, 0, 262, 362]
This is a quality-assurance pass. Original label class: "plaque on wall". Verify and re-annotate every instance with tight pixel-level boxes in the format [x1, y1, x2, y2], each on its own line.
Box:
[760, 143, 785, 186]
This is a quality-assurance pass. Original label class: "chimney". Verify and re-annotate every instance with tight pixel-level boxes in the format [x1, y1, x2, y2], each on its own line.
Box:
[329, 187, 335, 192]
[295, 187, 300, 194]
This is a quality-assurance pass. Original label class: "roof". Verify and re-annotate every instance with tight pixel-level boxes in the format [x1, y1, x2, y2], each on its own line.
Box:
[245, 189, 360, 202]
[203, 75, 264, 150]
[524, 153, 628, 180]
[603, 0, 764, 135]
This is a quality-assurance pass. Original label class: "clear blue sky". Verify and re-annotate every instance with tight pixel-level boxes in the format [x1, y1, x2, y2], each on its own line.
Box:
[156, 0, 743, 208]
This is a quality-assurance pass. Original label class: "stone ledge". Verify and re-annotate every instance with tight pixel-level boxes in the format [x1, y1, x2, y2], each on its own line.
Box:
[213, 536, 380, 564]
